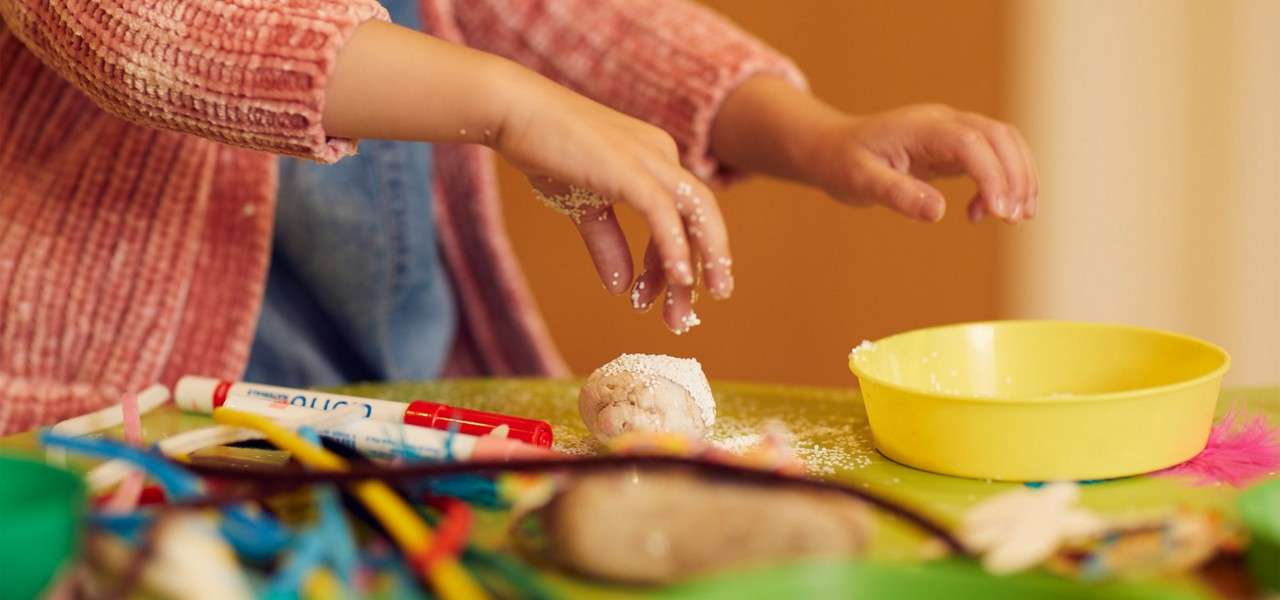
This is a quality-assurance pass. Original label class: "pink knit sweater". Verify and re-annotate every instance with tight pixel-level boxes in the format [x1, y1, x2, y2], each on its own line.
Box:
[0, 0, 802, 434]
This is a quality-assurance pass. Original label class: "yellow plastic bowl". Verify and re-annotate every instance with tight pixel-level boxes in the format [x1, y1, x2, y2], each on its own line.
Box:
[848, 320, 1229, 481]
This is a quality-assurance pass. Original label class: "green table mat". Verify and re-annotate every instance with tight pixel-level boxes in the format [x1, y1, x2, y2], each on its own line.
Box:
[2, 381, 1276, 598]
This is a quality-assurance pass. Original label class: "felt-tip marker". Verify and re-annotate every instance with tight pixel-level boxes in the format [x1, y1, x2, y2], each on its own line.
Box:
[208, 399, 556, 462]
[175, 376, 554, 448]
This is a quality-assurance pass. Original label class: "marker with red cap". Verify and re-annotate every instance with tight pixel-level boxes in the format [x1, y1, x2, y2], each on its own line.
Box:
[207, 398, 557, 462]
[175, 376, 554, 448]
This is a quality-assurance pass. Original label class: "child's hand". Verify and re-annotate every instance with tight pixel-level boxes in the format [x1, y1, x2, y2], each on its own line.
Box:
[711, 77, 1039, 224]
[322, 21, 727, 333]
[805, 105, 1038, 223]
[488, 63, 732, 334]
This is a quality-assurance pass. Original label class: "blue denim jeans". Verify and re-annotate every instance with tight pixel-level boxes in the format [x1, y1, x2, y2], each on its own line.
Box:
[245, 137, 455, 388]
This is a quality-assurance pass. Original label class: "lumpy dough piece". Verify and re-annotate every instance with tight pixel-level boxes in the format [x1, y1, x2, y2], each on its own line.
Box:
[579, 354, 715, 443]
[539, 465, 873, 584]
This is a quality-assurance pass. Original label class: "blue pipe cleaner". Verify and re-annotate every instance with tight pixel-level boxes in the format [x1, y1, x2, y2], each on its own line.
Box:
[220, 507, 293, 561]
[40, 431, 201, 498]
[89, 512, 152, 541]
[261, 528, 328, 598]
[299, 427, 359, 585]
[386, 423, 504, 508]
[424, 475, 504, 509]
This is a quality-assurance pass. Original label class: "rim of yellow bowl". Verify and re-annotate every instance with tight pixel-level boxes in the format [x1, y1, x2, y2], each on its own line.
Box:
[848, 319, 1231, 405]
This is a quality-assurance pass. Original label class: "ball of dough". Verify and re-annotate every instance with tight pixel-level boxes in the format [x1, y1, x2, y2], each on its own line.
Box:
[579, 354, 715, 443]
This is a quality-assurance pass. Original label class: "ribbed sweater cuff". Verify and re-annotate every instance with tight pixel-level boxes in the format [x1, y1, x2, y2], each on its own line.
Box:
[1, 0, 390, 162]
[664, 50, 808, 185]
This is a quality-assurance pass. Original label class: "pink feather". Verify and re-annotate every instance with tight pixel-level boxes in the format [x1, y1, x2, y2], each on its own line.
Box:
[1157, 408, 1280, 487]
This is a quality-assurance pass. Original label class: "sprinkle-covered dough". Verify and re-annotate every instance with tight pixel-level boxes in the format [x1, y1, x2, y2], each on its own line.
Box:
[579, 354, 716, 442]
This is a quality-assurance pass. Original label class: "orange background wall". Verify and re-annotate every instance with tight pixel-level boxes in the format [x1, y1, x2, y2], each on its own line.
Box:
[496, 1, 1010, 386]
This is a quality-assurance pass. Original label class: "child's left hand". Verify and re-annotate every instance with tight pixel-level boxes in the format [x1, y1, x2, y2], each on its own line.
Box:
[798, 104, 1038, 224]
[710, 77, 1039, 225]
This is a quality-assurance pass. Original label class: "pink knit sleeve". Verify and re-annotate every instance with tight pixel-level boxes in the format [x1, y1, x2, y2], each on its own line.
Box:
[448, 0, 807, 182]
[0, 0, 388, 162]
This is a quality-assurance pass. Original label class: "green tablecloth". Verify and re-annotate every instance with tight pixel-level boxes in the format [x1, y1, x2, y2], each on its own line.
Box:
[2, 381, 1276, 598]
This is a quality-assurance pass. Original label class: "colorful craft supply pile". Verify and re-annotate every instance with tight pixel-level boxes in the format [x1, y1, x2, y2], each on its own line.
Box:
[33, 390, 562, 599]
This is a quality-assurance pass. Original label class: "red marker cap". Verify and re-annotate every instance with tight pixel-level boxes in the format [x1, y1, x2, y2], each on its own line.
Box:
[403, 401, 554, 448]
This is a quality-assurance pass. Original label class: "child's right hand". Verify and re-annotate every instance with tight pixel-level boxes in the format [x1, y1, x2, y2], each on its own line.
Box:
[485, 63, 733, 334]
[323, 21, 727, 333]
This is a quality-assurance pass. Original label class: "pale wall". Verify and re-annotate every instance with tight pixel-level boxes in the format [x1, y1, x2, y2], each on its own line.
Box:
[1004, 0, 1280, 385]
